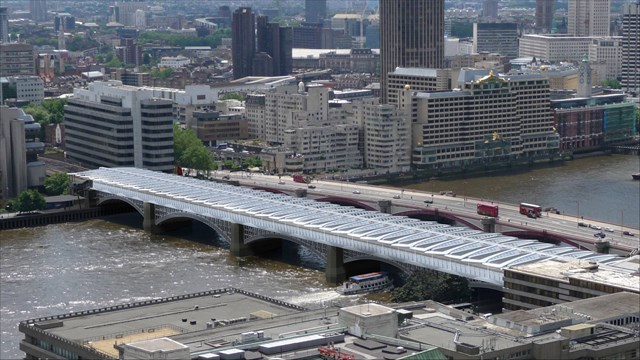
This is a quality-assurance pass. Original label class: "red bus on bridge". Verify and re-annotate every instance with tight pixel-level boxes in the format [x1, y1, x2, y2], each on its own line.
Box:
[519, 203, 542, 218]
[477, 203, 499, 217]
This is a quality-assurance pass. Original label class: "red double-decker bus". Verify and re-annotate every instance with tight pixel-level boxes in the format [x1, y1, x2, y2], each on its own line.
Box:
[519, 203, 542, 218]
[477, 203, 499, 217]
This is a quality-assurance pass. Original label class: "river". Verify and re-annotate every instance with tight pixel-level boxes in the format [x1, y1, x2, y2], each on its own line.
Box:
[1, 154, 638, 359]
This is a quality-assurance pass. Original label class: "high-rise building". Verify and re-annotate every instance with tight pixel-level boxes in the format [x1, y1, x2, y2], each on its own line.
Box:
[535, 0, 555, 33]
[232, 7, 256, 80]
[0, 43, 35, 76]
[256, 16, 292, 77]
[473, 23, 519, 59]
[568, 0, 610, 36]
[379, 0, 444, 103]
[482, 0, 499, 19]
[63, 81, 174, 172]
[621, 1, 640, 95]
[116, 0, 147, 27]
[29, 0, 47, 22]
[115, 38, 142, 66]
[0, 7, 8, 43]
[305, 0, 327, 24]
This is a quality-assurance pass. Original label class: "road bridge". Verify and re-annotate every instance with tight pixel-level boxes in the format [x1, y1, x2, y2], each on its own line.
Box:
[74, 168, 625, 287]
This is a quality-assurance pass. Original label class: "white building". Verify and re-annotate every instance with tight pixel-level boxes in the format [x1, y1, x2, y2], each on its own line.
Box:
[588, 37, 623, 82]
[519, 34, 592, 62]
[64, 81, 175, 172]
[1, 75, 44, 104]
[622, 2, 640, 95]
[568, 0, 610, 37]
[159, 55, 191, 69]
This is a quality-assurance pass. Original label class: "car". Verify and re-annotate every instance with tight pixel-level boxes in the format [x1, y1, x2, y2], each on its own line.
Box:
[604, 227, 614, 233]
[589, 224, 602, 230]
[308, 185, 316, 189]
[278, 180, 285, 185]
[593, 232, 606, 238]
[352, 190, 361, 194]
[393, 195, 401, 199]
[578, 222, 588, 227]
[623, 231, 635, 236]
[424, 199, 433, 204]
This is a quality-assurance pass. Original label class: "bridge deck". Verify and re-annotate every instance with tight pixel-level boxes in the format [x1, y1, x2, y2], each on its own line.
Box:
[74, 168, 626, 286]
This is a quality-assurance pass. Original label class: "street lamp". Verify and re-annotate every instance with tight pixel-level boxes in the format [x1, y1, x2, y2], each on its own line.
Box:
[620, 209, 624, 232]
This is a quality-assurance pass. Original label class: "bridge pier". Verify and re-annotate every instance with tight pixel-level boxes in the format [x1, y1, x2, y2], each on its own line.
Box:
[230, 223, 253, 257]
[595, 240, 610, 254]
[294, 189, 307, 198]
[378, 200, 392, 214]
[325, 246, 345, 285]
[481, 217, 496, 233]
[143, 202, 162, 234]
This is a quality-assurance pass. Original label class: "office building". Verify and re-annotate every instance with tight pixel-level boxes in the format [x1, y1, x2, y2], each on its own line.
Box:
[359, 101, 411, 173]
[588, 37, 622, 82]
[404, 71, 559, 170]
[256, 16, 292, 77]
[29, 0, 47, 22]
[621, 1, 640, 95]
[54, 13, 75, 32]
[482, 0, 499, 19]
[386, 67, 452, 107]
[0, 7, 8, 43]
[63, 81, 174, 172]
[232, 7, 256, 80]
[473, 22, 519, 59]
[568, 0, 610, 36]
[380, 0, 444, 103]
[0, 106, 44, 200]
[536, 0, 555, 33]
[115, 38, 142, 66]
[519, 34, 592, 62]
[0, 43, 35, 76]
[113, 68, 150, 87]
[503, 256, 640, 310]
[1, 76, 44, 104]
[116, 0, 147, 27]
[552, 93, 636, 152]
[188, 110, 247, 148]
[305, 0, 326, 23]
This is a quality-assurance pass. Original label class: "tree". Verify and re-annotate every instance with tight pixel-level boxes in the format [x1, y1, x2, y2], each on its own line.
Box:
[23, 99, 67, 139]
[44, 173, 70, 196]
[13, 190, 46, 214]
[601, 79, 621, 89]
[391, 270, 471, 304]
[173, 124, 216, 175]
[220, 92, 245, 101]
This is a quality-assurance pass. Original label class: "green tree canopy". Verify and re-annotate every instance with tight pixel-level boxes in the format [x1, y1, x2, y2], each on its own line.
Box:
[23, 98, 67, 139]
[601, 79, 621, 89]
[173, 124, 216, 174]
[13, 189, 46, 213]
[220, 92, 245, 101]
[391, 270, 472, 304]
[44, 173, 70, 196]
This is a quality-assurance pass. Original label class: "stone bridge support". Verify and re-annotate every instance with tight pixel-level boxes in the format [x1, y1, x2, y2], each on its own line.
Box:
[326, 246, 345, 285]
[481, 217, 496, 233]
[231, 223, 253, 257]
[143, 202, 161, 234]
[595, 240, 610, 254]
[378, 200, 392, 214]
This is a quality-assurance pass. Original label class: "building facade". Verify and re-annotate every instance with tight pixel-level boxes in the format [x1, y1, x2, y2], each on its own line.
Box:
[0, 7, 8, 44]
[621, 1, 640, 95]
[1, 75, 44, 104]
[29, 0, 47, 22]
[482, 0, 499, 19]
[0, 43, 35, 76]
[305, 0, 326, 23]
[256, 16, 292, 77]
[535, 0, 555, 33]
[116, 0, 147, 27]
[64, 81, 174, 172]
[360, 101, 411, 173]
[473, 22, 519, 59]
[379, 0, 444, 103]
[386, 67, 452, 107]
[519, 34, 592, 62]
[189, 110, 247, 148]
[568, 0, 610, 36]
[588, 37, 622, 82]
[404, 72, 559, 171]
[0, 106, 44, 200]
[232, 7, 255, 80]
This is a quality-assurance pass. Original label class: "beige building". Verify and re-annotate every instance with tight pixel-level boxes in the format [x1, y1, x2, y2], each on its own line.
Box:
[588, 37, 623, 81]
[568, 0, 610, 37]
[386, 68, 452, 107]
[519, 34, 592, 62]
[0, 43, 35, 76]
[401, 72, 558, 170]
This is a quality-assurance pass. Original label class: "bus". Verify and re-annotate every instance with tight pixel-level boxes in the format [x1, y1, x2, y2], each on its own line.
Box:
[477, 203, 499, 217]
[519, 203, 542, 218]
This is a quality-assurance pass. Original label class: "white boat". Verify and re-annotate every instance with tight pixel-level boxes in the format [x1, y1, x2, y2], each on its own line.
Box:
[336, 272, 393, 295]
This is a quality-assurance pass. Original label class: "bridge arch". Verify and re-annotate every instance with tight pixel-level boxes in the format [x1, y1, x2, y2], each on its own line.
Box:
[156, 212, 232, 243]
[96, 196, 144, 216]
[394, 209, 481, 229]
[343, 255, 414, 277]
[244, 234, 327, 262]
[315, 196, 377, 211]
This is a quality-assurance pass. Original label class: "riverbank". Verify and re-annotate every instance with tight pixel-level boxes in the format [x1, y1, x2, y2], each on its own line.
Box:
[0, 203, 134, 231]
